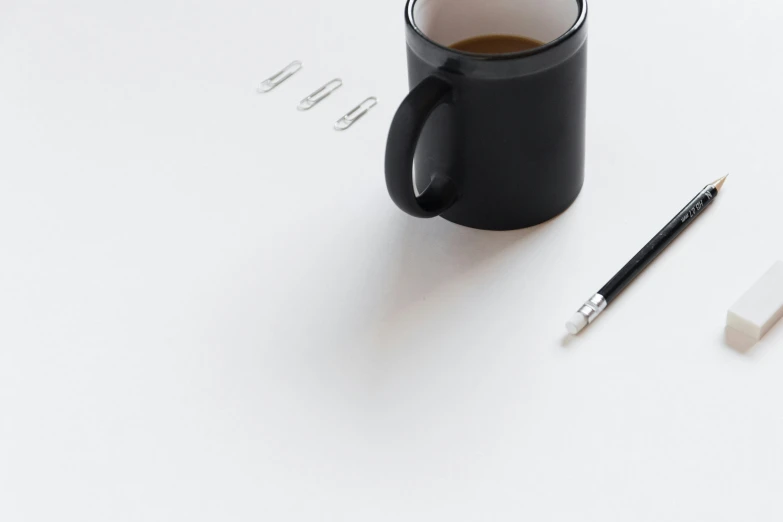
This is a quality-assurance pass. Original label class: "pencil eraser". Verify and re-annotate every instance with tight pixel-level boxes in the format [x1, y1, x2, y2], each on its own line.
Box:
[566, 313, 587, 335]
[727, 261, 783, 341]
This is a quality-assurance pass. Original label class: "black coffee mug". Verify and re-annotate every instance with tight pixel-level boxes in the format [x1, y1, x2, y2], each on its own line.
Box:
[385, 0, 588, 231]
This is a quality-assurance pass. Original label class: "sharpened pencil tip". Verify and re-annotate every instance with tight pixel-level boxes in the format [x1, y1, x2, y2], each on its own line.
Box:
[710, 174, 729, 192]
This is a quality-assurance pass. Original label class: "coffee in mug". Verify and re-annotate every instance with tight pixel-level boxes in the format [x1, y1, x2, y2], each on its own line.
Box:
[449, 34, 544, 54]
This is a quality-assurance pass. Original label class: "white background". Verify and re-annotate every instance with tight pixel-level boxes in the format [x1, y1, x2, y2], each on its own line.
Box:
[2, 0, 783, 520]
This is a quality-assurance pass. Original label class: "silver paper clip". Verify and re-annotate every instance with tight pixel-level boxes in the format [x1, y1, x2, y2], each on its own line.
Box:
[298, 79, 343, 111]
[257, 61, 302, 93]
[334, 97, 378, 131]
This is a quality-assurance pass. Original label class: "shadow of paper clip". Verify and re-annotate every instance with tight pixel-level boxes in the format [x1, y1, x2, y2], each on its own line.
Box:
[298, 79, 343, 111]
[334, 97, 378, 131]
[257, 61, 302, 93]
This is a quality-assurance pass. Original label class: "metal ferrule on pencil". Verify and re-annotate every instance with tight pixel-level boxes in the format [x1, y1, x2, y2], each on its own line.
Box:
[578, 294, 607, 322]
[567, 294, 607, 334]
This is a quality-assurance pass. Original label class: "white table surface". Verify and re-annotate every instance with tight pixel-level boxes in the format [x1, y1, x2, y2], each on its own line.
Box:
[2, 0, 783, 520]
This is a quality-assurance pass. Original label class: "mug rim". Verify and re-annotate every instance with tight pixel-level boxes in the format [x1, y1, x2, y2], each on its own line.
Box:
[406, 0, 588, 61]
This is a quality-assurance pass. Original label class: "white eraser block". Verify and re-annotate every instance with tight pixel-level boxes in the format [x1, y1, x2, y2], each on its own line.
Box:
[727, 261, 783, 340]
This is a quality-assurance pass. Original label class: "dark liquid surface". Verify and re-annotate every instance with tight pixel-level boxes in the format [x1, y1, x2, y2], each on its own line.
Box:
[449, 34, 545, 54]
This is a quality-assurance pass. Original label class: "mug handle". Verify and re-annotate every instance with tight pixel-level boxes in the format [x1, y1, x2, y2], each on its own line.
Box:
[385, 76, 459, 218]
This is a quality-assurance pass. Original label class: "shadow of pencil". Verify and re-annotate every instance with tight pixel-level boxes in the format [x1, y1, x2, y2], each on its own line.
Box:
[560, 333, 577, 348]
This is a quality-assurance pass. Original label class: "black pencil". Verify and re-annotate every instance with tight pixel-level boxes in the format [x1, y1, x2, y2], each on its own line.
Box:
[566, 175, 728, 335]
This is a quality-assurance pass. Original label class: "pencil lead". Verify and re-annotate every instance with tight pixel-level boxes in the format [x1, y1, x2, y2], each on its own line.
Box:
[710, 174, 729, 191]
